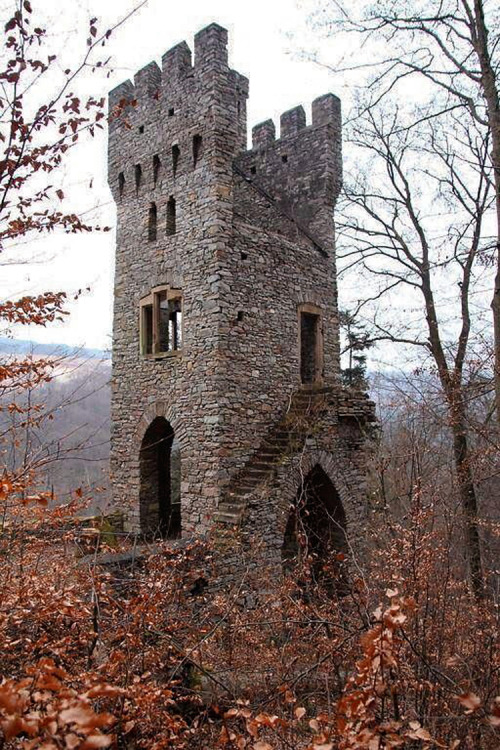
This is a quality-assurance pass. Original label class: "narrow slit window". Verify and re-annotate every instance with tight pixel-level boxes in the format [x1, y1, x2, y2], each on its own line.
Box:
[168, 298, 182, 351]
[148, 202, 157, 241]
[192, 134, 203, 167]
[157, 291, 169, 352]
[135, 164, 142, 192]
[118, 172, 125, 197]
[141, 304, 153, 355]
[172, 145, 180, 177]
[166, 196, 176, 236]
[153, 154, 161, 186]
[300, 310, 321, 384]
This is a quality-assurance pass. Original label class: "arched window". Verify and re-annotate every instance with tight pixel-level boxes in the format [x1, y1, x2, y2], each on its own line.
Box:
[192, 134, 203, 167]
[148, 202, 157, 241]
[134, 163, 142, 193]
[282, 465, 348, 594]
[153, 154, 161, 186]
[118, 171, 125, 197]
[139, 417, 181, 538]
[166, 196, 176, 236]
[172, 144, 180, 178]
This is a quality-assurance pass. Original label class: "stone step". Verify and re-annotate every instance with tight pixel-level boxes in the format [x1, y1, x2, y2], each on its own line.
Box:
[297, 386, 332, 395]
[228, 482, 259, 494]
[215, 511, 242, 525]
[246, 466, 272, 476]
[219, 501, 245, 514]
[247, 461, 277, 470]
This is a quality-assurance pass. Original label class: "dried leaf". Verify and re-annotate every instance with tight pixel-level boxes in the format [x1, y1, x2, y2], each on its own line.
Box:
[457, 692, 481, 711]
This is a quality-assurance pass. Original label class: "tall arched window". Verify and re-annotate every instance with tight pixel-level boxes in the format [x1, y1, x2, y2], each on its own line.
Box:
[148, 202, 157, 241]
[166, 196, 176, 236]
[118, 171, 125, 197]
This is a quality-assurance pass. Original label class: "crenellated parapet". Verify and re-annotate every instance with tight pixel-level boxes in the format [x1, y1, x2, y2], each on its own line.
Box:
[235, 94, 342, 249]
[108, 23, 248, 201]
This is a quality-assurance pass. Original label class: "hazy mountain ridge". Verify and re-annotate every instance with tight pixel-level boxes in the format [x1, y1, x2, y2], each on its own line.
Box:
[0, 336, 110, 360]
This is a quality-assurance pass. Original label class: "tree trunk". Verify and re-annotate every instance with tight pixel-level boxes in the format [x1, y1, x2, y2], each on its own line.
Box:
[474, 1, 500, 424]
[449, 392, 484, 600]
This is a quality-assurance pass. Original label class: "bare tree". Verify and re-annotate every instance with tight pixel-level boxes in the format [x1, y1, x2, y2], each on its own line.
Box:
[337, 105, 493, 598]
[309, 0, 500, 420]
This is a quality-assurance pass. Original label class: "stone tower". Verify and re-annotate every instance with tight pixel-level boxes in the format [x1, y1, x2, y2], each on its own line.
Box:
[108, 24, 374, 566]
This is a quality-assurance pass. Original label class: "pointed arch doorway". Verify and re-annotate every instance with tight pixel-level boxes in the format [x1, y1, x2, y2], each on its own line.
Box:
[282, 464, 348, 592]
[139, 417, 181, 538]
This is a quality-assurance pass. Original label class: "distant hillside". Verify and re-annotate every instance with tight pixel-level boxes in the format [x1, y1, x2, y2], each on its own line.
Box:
[0, 336, 110, 360]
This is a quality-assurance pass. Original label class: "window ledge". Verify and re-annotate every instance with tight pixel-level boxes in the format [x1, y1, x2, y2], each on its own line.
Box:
[143, 350, 182, 360]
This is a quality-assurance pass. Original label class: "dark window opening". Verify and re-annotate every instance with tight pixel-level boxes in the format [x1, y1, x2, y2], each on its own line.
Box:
[141, 290, 182, 356]
[172, 144, 180, 177]
[192, 134, 203, 167]
[141, 304, 153, 355]
[237, 99, 241, 116]
[300, 311, 320, 384]
[168, 107, 175, 117]
[282, 465, 348, 595]
[250, 165, 256, 175]
[118, 172, 125, 197]
[166, 196, 176, 235]
[157, 292, 182, 352]
[148, 202, 157, 241]
[241, 251, 248, 260]
[139, 124, 144, 134]
[237, 311, 244, 322]
[134, 164, 142, 193]
[139, 417, 181, 539]
[282, 154, 288, 164]
[153, 154, 161, 186]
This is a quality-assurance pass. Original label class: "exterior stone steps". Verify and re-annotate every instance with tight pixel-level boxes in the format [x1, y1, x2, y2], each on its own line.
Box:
[217, 510, 244, 524]
[215, 387, 335, 524]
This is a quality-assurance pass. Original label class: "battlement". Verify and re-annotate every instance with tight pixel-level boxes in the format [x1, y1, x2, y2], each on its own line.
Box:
[109, 24, 247, 117]
[108, 24, 249, 201]
[235, 93, 342, 245]
[250, 94, 341, 149]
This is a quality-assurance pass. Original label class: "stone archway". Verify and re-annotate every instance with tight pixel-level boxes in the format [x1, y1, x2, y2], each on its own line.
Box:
[139, 416, 181, 538]
[282, 464, 348, 591]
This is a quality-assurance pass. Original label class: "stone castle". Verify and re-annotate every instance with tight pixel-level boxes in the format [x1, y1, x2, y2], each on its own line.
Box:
[108, 23, 374, 572]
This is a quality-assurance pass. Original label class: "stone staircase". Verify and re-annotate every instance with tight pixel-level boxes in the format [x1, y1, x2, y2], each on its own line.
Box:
[215, 387, 333, 525]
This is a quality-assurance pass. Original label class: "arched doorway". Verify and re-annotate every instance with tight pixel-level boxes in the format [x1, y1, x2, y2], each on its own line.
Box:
[282, 465, 348, 592]
[139, 417, 181, 538]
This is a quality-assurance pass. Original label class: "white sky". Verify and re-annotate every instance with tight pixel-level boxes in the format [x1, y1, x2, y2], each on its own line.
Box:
[1, 0, 344, 352]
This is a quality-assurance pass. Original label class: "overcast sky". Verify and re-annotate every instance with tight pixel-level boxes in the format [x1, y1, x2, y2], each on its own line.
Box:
[1, 0, 348, 351]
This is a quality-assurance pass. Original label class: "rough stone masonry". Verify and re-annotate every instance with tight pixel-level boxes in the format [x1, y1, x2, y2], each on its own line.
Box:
[108, 22, 375, 575]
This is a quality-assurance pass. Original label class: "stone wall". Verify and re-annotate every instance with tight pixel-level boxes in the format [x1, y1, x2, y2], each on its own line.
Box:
[108, 22, 374, 560]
